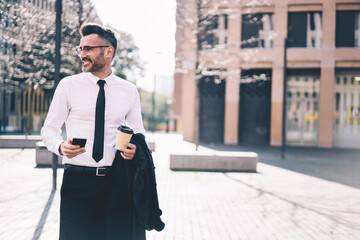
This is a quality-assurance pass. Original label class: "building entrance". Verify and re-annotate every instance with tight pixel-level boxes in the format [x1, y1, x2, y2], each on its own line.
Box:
[199, 74, 226, 144]
[238, 70, 271, 145]
[333, 71, 360, 149]
[286, 70, 320, 146]
[286, 98, 319, 146]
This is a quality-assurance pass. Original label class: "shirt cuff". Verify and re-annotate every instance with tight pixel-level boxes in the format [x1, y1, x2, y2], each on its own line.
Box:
[55, 140, 65, 156]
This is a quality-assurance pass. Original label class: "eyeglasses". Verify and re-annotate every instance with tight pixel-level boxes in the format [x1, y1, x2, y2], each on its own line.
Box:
[76, 45, 109, 56]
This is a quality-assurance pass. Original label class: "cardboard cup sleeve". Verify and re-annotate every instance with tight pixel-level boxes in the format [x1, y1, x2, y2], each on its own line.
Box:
[115, 125, 134, 151]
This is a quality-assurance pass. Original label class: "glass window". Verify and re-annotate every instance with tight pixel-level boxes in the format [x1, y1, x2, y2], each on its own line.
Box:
[335, 93, 340, 111]
[288, 12, 322, 48]
[24, 91, 28, 113]
[224, 15, 228, 29]
[286, 72, 320, 146]
[333, 73, 360, 148]
[199, 14, 228, 50]
[241, 13, 274, 48]
[336, 11, 360, 47]
[314, 101, 319, 111]
[356, 12, 360, 47]
[6, 10, 10, 28]
[6, 42, 10, 56]
[10, 92, 15, 113]
[34, 93, 38, 114]
[12, 44, 16, 56]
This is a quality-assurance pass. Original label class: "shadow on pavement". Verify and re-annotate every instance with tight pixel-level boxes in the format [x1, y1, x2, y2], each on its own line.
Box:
[171, 169, 259, 173]
[32, 190, 56, 240]
[199, 142, 360, 189]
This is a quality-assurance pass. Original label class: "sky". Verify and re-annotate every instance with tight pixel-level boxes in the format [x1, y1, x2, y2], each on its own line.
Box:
[90, 0, 176, 91]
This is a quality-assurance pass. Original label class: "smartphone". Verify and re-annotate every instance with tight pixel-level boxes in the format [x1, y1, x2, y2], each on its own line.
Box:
[72, 138, 87, 148]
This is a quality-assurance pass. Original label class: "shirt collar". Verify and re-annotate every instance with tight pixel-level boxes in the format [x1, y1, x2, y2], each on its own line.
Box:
[89, 72, 115, 86]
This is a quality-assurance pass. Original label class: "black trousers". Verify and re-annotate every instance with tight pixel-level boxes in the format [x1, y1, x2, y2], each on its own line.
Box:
[59, 168, 113, 240]
[59, 158, 145, 240]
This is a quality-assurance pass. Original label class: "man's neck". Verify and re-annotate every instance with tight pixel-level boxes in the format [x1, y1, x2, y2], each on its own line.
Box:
[91, 67, 112, 79]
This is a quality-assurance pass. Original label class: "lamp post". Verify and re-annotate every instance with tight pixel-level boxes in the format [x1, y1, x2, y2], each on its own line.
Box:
[151, 52, 162, 132]
[281, 38, 293, 159]
[52, 0, 62, 191]
[151, 74, 156, 131]
[2, 81, 7, 133]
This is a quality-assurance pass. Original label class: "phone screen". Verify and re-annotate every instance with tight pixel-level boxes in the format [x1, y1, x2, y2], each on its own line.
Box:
[72, 138, 87, 148]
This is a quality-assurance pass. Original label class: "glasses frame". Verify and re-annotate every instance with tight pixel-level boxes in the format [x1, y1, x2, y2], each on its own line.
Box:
[76, 45, 110, 56]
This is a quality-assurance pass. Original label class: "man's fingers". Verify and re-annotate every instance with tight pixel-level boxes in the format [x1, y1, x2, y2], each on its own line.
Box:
[59, 133, 87, 159]
[65, 145, 80, 150]
[62, 145, 86, 158]
[121, 151, 133, 160]
[123, 142, 136, 150]
[121, 148, 135, 154]
[63, 147, 85, 154]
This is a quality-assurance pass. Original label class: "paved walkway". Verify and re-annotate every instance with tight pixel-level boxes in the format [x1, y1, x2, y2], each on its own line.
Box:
[0, 133, 360, 239]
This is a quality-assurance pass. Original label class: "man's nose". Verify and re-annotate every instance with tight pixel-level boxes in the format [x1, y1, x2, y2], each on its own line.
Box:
[79, 50, 87, 59]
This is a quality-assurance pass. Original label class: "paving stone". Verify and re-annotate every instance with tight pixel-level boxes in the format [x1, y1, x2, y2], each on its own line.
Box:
[0, 134, 360, 240]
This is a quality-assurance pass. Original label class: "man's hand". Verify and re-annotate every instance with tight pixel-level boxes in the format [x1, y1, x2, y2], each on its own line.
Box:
[60, 138, 86, 159]
[119, 142, 136, 160]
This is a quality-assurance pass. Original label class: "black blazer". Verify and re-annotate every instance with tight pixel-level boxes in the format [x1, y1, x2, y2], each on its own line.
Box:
[130, 133, 165, 232]
[107, 133, 164, 240]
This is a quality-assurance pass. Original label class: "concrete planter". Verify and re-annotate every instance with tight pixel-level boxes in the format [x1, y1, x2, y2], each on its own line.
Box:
[35, 141, 62, 167]
[170, 151, 258, 172]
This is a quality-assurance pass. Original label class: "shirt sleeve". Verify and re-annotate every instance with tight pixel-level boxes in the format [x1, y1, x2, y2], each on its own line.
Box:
[126, 86, 145, 134]
[41, 79, 70, 155]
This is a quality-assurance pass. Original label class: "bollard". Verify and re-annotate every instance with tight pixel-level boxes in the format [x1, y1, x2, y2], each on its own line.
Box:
[52, 153, 58, 190]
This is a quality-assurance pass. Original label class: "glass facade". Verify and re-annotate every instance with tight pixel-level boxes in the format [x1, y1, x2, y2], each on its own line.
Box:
[288, 12, 322, 48]
[356, 12, 360, 47]
[336, 11, 360, 47]
[286, 71, 320, 146]
[241, 13, 274, 48]
[333, 72, 360, 148]
[199, 14, 228, 50]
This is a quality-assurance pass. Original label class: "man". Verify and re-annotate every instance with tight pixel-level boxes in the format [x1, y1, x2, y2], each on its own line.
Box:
[41, 23, 145, 239]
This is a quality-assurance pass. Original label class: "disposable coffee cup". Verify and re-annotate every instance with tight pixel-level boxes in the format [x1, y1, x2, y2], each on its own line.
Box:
[115, 125, 134, 151]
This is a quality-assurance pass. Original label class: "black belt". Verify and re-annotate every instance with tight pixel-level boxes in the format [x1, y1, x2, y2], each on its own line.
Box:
[64, 164, 111, 177]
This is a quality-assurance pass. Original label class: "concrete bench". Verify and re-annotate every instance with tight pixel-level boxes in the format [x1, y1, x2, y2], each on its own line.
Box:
[0, 135, 42, 148]
[35, 141, 63, 167]
[170, 151, 258, 172]
[147, 141, 155, 152]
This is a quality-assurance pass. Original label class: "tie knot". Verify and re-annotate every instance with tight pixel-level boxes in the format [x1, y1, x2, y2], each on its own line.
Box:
[97, 80, 105, 88]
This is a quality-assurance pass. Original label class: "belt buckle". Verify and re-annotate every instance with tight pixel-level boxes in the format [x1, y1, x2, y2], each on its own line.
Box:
[96, 167, 107, 177]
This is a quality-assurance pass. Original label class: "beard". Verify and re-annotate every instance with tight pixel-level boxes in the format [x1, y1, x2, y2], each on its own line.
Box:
[81, 55, 106, 73]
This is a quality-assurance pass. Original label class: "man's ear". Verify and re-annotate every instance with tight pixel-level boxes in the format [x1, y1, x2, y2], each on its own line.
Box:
[105, 46, 114, 59]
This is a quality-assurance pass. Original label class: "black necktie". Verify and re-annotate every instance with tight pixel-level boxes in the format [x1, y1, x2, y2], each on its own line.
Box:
[93, 80, 106, 162]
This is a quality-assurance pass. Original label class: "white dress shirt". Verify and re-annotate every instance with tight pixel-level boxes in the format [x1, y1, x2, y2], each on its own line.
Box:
[41, 72, 145, 167]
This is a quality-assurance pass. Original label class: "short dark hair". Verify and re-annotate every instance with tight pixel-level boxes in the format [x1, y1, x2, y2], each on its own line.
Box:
[80, 23, 117, 58]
